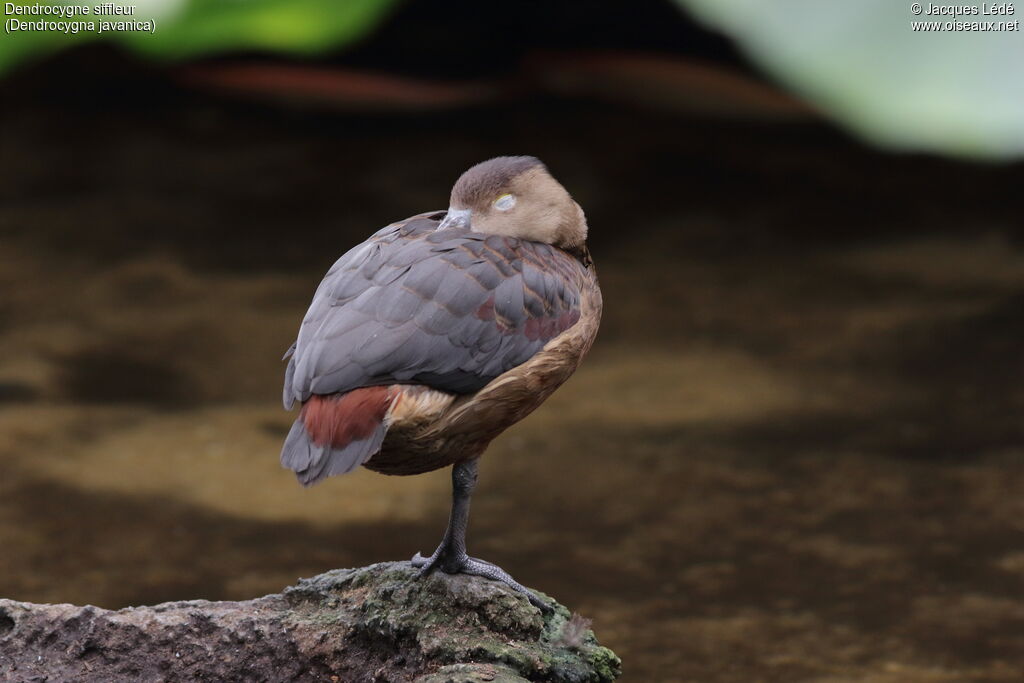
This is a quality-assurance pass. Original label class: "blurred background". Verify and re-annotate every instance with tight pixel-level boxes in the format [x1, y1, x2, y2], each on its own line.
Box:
[1, 1, 1023, 680]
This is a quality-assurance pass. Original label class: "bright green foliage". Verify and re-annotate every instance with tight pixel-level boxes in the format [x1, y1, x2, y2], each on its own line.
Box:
[0, 0, 401, 75]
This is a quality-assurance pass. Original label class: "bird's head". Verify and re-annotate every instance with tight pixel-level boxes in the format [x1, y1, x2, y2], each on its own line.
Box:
[438, 156, 588, 252]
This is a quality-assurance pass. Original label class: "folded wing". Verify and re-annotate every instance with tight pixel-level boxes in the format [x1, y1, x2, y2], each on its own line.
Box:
[283, 213, 586, 410]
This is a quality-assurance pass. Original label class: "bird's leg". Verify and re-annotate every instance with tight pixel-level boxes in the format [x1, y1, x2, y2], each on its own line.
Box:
[411, 458, 550, 611]
[411, 458, 475, 574]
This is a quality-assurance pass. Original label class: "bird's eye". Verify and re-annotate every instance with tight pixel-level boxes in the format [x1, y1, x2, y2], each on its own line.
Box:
[493, 194, 516, 212]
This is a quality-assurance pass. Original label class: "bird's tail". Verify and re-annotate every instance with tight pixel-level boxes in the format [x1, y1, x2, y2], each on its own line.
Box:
[280, 387, 395, 486]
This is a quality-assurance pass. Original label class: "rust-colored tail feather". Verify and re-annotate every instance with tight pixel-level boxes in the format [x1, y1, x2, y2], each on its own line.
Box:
[280, 387, 393, 486]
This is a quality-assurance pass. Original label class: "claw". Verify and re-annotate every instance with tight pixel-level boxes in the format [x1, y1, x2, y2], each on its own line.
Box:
[410, 552, 434, 575]
[530, 593, 554, 613]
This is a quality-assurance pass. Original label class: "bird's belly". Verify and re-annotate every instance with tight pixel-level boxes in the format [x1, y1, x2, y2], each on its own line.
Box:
[367, 371, 558, 477]
[367, 386, 460, 475]
[365, 289, 601, 476]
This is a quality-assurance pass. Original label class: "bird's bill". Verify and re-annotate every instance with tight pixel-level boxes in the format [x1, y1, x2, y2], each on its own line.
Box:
[437, 207, 471, 230]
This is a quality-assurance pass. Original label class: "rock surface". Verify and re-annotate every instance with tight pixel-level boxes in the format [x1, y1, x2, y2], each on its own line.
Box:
[0, 562, 620, 682]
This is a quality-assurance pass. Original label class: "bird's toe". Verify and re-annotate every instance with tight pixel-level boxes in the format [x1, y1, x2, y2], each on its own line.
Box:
[409, 549, 550, 612]
[410, 551, 436, 574]
[460, 557, 552, 612]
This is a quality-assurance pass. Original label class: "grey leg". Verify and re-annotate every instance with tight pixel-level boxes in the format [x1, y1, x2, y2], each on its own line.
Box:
[411, 458, 551, 611]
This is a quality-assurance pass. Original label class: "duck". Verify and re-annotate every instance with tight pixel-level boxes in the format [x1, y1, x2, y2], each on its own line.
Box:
[280, 156, 602, 609]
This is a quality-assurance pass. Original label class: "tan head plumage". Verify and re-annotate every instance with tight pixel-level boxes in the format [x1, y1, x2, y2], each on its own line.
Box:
[438, 156, 588, 251]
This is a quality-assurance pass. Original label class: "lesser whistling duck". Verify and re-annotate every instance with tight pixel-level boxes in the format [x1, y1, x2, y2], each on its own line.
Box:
[281, 156, 602, 609]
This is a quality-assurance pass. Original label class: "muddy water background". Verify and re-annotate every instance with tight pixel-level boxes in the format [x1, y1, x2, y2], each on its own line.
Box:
[2, 77, 1024, 682]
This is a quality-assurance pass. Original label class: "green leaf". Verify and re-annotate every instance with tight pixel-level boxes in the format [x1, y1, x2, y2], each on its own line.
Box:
[674, 0, 1024, 159]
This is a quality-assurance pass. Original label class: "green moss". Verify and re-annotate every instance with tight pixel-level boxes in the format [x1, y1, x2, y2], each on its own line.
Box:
[416, 663, 530, 683]
[283, 562, 621, 682]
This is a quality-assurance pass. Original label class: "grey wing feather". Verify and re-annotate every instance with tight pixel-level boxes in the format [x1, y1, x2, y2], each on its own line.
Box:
[283, 214, 586, 408]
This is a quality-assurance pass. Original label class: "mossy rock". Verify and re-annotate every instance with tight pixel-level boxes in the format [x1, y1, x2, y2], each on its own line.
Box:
[284, 562, 622, 682]
[0, 561, 620, 682]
